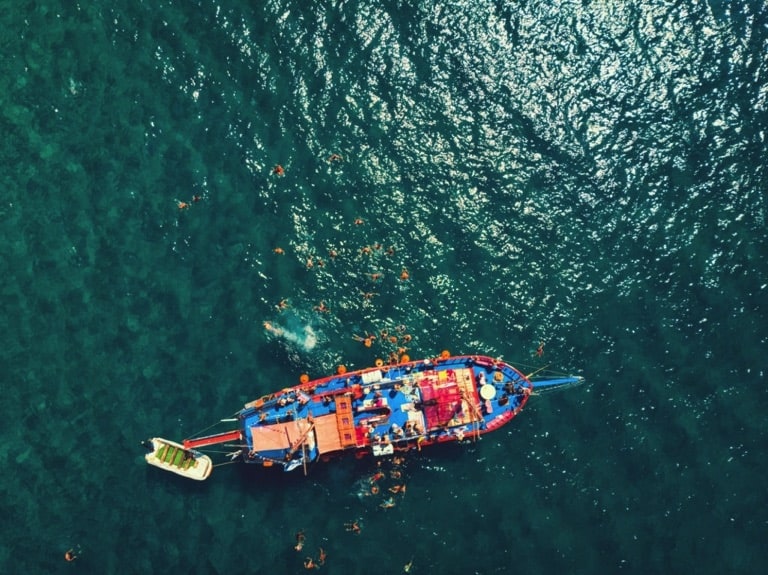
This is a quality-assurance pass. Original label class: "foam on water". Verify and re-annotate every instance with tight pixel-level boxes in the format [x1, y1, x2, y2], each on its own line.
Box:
[264, 315, 319, 352]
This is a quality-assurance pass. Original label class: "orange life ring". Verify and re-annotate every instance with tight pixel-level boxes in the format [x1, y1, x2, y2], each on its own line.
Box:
[440, 349, 450, 359]
[299, 374, 309, 384]
[337, 365, 347, 375]
[375, 358, 384, 367]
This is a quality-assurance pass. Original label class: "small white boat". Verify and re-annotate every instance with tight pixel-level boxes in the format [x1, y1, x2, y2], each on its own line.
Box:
[144, 437, 213, 481]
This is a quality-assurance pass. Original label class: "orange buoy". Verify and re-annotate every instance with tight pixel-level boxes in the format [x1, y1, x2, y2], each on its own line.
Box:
[400, 354, 410, 363]
[299, 374, 310, 384]
[440, 349, 450, 359]
[337, 365, 347, 375]
[375, 358, 384, 367]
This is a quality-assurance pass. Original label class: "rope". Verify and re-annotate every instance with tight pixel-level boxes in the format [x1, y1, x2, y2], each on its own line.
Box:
[516, 361, 576, 379]
[525, 364, 551, 379]
[197, 447, 247, 454]
[185, 415, 239, 440]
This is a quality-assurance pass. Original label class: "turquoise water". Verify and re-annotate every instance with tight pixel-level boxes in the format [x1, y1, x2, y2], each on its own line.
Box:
[2, 1, 767, 573]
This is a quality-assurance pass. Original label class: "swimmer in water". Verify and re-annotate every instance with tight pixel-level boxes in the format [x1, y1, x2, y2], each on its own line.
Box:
[294, 530, 306, 552]
[370, 471, 385, 483]
[345, 520, 362, 534]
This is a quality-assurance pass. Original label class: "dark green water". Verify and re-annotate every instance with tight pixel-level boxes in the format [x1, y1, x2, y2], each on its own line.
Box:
[2, 1, 766, 573]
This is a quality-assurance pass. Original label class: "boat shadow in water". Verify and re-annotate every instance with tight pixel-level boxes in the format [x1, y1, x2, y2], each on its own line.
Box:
[234, 442, 480, 493]
[141, 464, 212, 495]
[232, 459, 313, 489]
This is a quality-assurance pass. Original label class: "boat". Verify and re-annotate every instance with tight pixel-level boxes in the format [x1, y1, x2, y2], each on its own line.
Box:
[143, 437, 213, 481]
[154, 353, 582, 480]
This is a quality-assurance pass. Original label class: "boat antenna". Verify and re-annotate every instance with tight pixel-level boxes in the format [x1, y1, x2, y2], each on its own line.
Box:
[460, 389, 482, 442]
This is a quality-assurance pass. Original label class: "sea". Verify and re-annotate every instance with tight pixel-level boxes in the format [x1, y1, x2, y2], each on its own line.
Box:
[1, 1, 766, 573]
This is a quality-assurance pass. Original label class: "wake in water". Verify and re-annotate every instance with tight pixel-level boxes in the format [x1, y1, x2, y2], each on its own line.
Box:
[263, 316, 318, 352]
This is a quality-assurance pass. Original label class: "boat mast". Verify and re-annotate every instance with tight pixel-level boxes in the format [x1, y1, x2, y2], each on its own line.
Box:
[183, 430, 242, 450]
